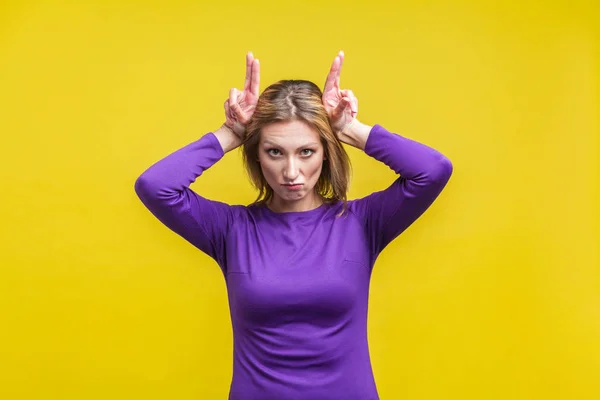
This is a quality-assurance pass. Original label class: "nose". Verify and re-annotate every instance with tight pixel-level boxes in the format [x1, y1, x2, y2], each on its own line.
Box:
[283, 157, 299, 182]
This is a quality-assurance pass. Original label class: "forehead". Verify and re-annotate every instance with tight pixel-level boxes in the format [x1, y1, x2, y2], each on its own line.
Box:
[260, 120, 321, 145]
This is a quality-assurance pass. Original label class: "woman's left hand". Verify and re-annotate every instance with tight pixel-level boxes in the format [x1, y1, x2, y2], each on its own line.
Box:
[322, 50, 358, 137]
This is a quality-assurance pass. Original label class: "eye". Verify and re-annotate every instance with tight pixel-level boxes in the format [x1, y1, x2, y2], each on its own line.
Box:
[300, 149, 315, 156]
[266, 148, 281, 156]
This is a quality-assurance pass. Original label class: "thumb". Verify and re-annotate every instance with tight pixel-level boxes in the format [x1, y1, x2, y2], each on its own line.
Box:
[230, 100, 242, 117]
[332, 97, 349, 119]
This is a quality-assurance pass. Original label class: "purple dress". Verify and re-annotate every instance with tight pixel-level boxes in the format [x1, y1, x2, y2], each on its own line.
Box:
[135, 124, 453, 400]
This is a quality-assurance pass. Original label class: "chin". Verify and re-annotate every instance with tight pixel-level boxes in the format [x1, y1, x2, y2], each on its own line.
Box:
[281, 191, 305, 200]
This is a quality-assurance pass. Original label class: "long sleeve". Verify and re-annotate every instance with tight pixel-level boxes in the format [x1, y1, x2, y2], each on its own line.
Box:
[134, 132, 235, 270]
[349, 124, 453, 261]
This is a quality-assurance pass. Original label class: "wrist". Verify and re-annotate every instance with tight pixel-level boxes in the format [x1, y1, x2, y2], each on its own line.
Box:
[338, 119, 372, 150]
[214, 123, 243, 153]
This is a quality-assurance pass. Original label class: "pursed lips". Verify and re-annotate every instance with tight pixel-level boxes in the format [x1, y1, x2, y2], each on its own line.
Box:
[282, 183, 303, 190]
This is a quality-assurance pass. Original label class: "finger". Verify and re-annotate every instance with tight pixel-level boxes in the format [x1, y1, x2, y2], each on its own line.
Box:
[351, 96, 358, 116]
[224, 100, 233, 122]
[336, 50, 344, 87]
[340, 89, 357, 110]
[230, 88, 246, 121]
[340, 89, 352, 98]
[324, 51, 343, 92]
[343, 97, 356, 117]
[231, 101, 244, 121]
[244, 52, 254, 92]
[229, 88, 239, 110]
[225, 99, 235, 120]
[250, 58, 260, 96]
[229, 88, 241, 119]
[345, 89, 357, 114]
[333, 96, 349, 119]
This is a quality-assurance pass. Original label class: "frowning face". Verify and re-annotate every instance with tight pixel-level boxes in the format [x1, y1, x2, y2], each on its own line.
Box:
[258, 120, 325, 212]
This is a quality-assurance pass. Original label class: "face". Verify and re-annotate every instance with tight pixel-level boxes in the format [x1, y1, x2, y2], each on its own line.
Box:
[258, 120, 325, 211]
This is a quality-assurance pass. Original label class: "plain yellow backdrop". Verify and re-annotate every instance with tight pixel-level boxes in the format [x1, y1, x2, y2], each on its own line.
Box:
[1, 0, 598, 399]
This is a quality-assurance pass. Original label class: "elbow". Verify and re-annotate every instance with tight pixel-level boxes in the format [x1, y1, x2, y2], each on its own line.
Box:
[134, 174, 149, 200]
[134, 173, 158, 201]
[431, 155, 453, 183]
[134, 172, 182, 205]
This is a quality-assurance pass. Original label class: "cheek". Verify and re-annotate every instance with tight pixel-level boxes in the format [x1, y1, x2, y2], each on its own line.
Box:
[305, 158, 324, 180]
[258, 160, 278, 182]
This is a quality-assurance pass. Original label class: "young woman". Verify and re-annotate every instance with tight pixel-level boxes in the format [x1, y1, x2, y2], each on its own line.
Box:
[135, 51, 453, 400]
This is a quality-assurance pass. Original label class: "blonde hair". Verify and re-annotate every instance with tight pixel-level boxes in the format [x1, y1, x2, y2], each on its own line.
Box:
[242, 80, 351, 214]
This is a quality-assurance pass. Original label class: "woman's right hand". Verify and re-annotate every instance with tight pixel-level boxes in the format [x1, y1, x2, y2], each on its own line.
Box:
[224, 52, 261, 139]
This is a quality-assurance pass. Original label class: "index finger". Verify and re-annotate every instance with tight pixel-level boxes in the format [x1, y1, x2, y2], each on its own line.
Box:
[324, 50, 344, 92]
[250, 58, 260, 96]
[243, 52, 254, 92]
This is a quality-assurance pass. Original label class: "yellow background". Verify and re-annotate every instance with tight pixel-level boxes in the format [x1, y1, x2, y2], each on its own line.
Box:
[1, 0, 598, 398]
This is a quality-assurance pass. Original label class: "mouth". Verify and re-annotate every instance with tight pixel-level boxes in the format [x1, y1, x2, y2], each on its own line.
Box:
[282, 183, 303, 191]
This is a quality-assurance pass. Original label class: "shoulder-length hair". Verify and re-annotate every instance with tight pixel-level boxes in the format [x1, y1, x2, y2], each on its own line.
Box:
[242, 80, 351, 213]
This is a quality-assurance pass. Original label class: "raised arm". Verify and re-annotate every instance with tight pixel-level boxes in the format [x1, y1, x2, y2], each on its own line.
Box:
[322, 51, 453, 260]
[134, 125, 237, 267]
[134, 52, 260, 269]
[347, 121, 453, 258]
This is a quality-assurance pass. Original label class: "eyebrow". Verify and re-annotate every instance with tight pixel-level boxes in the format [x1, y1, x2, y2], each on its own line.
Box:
[262, 141, 320, 148]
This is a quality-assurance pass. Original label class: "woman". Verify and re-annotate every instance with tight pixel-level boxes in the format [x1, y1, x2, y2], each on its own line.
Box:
[135, 51, 453, 400]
